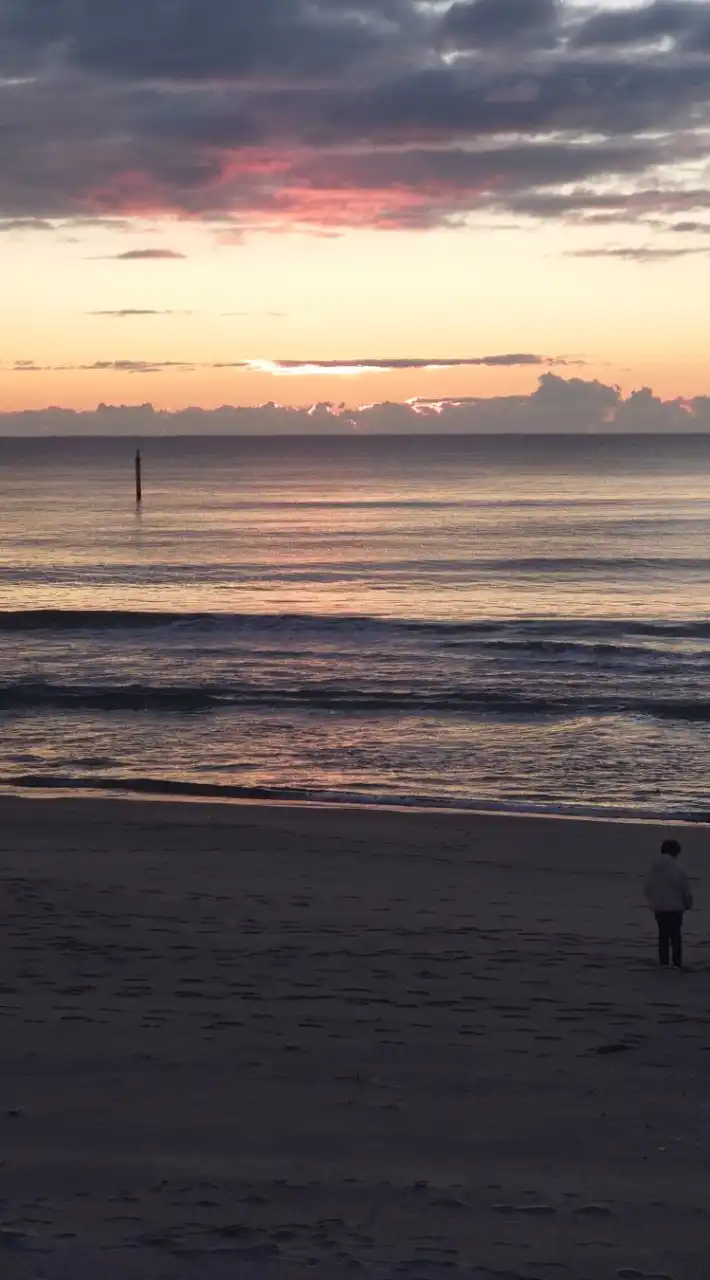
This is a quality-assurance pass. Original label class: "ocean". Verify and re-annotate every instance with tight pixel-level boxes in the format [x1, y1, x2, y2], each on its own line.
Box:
[2, 433, 710, 820]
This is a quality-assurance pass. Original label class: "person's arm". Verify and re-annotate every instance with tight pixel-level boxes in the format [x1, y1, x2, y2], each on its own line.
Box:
[680, 869, 694, 910]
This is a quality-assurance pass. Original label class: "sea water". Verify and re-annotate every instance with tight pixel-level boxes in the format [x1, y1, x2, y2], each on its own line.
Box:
[2, 433, 710, 818]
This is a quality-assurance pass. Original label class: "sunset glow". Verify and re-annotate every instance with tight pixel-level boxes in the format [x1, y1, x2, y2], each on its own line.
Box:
[2, 0, 710, 420]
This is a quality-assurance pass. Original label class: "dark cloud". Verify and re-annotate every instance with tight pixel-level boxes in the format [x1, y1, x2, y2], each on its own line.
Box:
[269, 355, 544, 370]
[236, 354, 553, 373]
[4, 352, 562, 376]
[88, 359, 192, 371]
[0, 0, 417, 81]
[311, 354, 561, 370]
[570, 245, 709, 262]
[10, 359, 195, 374]
[323, 140, 658, 189]
[110, 249, 186, 260]
[2, 375, 710, 435]
[0, 217, 56, 232]
[0, 0, 709, 235]
[88, 308, 193, 316]
[506, 187, 710, 219]
[0, 215, 130, 232]
[324, 58, 710, 145]
[576, 1, 710, 50]
[670, 219, 710, 233]
[443, 0, 559, 48]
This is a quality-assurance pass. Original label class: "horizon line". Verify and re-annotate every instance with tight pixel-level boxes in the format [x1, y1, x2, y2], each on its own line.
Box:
[2, 430, 710, 440]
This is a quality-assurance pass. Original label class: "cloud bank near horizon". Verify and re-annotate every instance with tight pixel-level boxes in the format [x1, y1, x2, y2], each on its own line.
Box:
[4, 353, 572, 377]
[1, 0, 710, 250]
[2, 375, 709, 436]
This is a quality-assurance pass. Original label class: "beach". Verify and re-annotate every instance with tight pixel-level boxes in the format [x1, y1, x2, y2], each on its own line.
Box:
[0, 796, 707, 1278]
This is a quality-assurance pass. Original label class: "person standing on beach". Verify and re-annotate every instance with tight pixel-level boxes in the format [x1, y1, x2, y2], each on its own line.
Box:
[644, 839, 693, 969]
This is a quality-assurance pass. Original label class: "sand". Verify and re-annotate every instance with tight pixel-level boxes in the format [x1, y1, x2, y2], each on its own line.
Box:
[0, 795, 707, 1279]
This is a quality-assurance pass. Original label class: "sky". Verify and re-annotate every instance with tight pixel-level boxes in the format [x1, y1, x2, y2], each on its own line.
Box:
[2, 0, 710, 423]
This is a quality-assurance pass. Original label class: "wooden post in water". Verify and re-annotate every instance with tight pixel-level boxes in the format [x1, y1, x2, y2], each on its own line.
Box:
[135, 448, 142, 504]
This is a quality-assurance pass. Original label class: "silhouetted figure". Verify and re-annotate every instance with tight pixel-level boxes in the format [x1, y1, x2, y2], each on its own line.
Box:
[644, 838, 693, 969]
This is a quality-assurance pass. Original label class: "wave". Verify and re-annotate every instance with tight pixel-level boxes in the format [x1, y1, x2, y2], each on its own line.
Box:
[6, 556, 710, 586]
[3, 678, 710, 722]
[0, 683, 221, 712]
[457, 638, 655, 658]
[0, 609, 209, 632]
[4, 607, 710, 642]
[2, 772, 709, 824]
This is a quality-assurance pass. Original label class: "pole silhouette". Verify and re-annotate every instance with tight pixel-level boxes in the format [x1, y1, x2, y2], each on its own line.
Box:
[135, 448, 142, 504]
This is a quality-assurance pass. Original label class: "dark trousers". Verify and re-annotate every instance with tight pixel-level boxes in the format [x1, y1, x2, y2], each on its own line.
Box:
[655, 911, 683, 968]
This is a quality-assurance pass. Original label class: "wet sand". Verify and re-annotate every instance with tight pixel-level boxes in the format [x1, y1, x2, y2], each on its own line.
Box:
[0, 795, 706, 1278]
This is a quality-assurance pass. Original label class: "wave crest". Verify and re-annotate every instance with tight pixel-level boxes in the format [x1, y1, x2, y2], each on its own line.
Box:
[4, 607, 710, 643]
[2, 678, 710, 723]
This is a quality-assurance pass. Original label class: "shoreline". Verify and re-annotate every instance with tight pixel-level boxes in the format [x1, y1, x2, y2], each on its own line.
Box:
[1, 787, 707, 877]
[2, 774, 708, 826]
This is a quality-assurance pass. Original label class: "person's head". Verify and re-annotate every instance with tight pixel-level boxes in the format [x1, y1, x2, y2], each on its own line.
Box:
[661, 838, 681, 858]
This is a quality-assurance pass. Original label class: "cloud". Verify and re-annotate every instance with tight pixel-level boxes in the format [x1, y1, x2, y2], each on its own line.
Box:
[0, 215, 131, 233]
[9, 359, 195, 374]
[569, 245, 709, 262]
[2, 375, 710, 435]
[21, 0, 413, 83]
[88, 359, 193, 372]
[504, 186, 710, 223]
[0, 217, 56, 232]
[1, 0, 710, 238]
[88, 309, 193, 316]
[238, 354, 582, 375]
[442, 0, 560, 48]
[109, 249, 186, 260]
[5, 352, 566, 377]
[670, 220, 710, 233]
[576, 1, 710, 51]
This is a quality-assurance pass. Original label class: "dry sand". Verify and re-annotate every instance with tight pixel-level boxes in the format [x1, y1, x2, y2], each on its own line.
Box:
[0, 795, 707, 1279]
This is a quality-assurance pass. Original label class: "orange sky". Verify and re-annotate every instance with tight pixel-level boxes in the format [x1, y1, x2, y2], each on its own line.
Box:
[2, 217, 709, 413]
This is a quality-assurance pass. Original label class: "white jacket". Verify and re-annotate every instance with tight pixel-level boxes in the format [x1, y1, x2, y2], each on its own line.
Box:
[644, 854, 693, 913]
